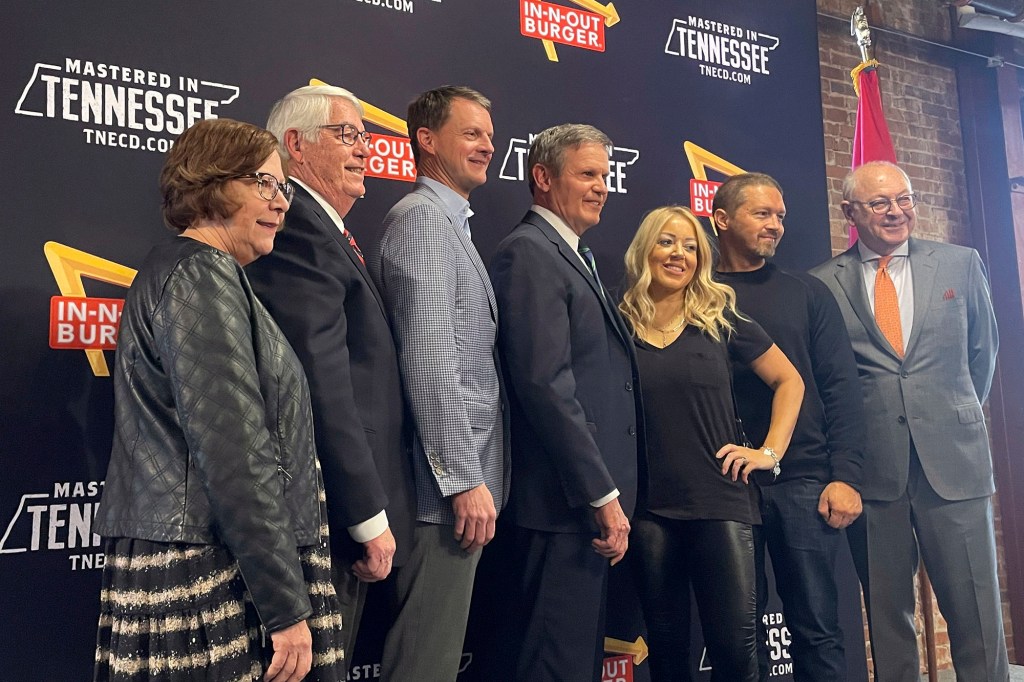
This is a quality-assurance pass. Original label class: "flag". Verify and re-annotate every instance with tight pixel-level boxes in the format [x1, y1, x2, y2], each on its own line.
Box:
[849, 60, 897, 245]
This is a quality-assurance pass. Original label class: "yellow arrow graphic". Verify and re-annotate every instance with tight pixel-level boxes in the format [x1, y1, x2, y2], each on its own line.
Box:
[309, 78, 409, 136]
[44, 241, 137, 377]
[568, 0, 619, 26]
[683, 141, 747, 182]
[542, 40, 560, 61]
[604, 635, 649, 665]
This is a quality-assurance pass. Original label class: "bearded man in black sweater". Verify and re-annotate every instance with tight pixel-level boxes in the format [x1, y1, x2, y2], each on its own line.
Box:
[713, 173, 866, 682]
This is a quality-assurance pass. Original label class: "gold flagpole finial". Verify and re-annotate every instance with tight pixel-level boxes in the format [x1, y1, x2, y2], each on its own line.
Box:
[851, 6, 874, 63]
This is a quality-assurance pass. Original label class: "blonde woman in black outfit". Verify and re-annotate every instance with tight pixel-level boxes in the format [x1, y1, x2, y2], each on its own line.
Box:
[619, 206, 803, 682]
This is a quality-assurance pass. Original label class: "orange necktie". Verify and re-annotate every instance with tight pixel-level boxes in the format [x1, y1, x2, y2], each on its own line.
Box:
[874, 255, 904, 357]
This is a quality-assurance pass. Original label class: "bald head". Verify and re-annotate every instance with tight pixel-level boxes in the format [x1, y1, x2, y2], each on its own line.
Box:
[841, 161, 916, 256]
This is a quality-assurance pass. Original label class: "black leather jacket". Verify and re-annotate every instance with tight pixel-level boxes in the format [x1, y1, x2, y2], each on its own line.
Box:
[96, 238, 321, 633]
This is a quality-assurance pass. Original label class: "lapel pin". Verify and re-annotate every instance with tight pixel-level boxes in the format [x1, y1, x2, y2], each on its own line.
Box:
[943, 288, 956, 301]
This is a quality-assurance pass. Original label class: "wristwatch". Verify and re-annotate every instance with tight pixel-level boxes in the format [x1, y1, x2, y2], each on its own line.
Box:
[763, 447, 781, 480]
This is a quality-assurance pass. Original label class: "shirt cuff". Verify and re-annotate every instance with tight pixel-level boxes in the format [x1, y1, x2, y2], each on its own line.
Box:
[590, 489, 620, 508]
[348, 510, 389, 543]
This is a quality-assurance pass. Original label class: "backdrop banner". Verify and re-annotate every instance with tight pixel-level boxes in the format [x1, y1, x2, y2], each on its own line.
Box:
[3, 1, 865, 679]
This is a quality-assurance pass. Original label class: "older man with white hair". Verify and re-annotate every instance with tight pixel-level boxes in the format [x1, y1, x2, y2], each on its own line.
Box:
[247, 84, 416, 660]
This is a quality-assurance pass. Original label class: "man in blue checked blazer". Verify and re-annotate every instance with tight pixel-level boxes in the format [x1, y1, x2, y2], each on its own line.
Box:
[371, 85, 509, 682]
[811, 161, 1005, 682]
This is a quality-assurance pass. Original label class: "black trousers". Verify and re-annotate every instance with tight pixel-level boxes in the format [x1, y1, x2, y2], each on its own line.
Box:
[631, 513, 759, 682]
[512, 527, 610, 682]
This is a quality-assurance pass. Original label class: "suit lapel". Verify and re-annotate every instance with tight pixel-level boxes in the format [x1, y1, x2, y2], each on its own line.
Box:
[832, 245, 900, 360]
[525, 211, 629, 348]
[903, 238, 936, 358]
[418, 181, 498, 323]
[457, 224, 499, 323]
[297, 185, 388, 318]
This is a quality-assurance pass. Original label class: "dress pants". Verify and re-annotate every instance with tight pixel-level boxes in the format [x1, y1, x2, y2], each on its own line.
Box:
[754, 477, 845, 682]
[513, 527, 610, 682]
[631, 513, 759, 682]
[380, 522, 482, 682]
[848, 445, 1008, 682]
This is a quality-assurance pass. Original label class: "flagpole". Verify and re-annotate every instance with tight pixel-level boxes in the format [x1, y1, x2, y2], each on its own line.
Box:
[848, 12, 939, 677]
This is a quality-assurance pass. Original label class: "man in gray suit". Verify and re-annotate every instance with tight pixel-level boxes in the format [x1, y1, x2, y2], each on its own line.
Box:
[372, 85, 509, 682]
[811, 161, 1004, 681]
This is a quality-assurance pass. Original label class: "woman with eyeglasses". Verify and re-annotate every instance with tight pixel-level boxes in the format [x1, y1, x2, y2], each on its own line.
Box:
[618, 206, 803, 682]
[93, 118, 346, 682]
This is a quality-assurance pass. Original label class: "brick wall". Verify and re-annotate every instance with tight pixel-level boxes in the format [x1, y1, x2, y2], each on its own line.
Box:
[815, 0, 1015, 676]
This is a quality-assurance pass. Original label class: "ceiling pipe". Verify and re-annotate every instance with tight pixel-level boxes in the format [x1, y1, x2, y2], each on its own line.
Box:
[953, 0, 1024, 22]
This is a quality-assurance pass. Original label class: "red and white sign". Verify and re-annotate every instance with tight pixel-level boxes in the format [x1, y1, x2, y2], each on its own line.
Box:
[366, 133, 417, 183]
[601, 655, 633, 682]
[690, 178, 722, 217]
[521, 0, 606, 52]
[49, 296, 123, 350]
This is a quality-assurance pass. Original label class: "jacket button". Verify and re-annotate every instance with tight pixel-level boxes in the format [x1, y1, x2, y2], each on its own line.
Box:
[897, 415, 907, 424]
[625, 382, 633, 391]
[628, 426, 636, 436]
[901, 371, 909, 378]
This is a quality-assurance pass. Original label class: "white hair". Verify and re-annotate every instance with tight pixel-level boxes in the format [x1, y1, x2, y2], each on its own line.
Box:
[266, 84, 364, 155]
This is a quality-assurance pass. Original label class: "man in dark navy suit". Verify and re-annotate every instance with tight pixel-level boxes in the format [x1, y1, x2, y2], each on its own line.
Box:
[490, 123, 642, 682]
[247, 84, 415, 661]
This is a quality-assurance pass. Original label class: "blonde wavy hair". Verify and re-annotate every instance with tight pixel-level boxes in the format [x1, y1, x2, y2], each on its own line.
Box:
[619, 205, 738, 342]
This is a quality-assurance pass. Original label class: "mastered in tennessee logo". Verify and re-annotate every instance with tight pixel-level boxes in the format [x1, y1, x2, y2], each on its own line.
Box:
[664, 15, 779, 86]
[309, 78, 416, 183]
[0, 480, 106, 571]
[15, 57, 239, 153]
[519, 0, 620, 62]
[499, 133, 639, 195]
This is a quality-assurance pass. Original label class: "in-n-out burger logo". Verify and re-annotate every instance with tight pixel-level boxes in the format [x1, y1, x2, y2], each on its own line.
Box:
[15, 57, 239, 152]
[309, 78, 418, 183]
[45, 242, 136, 377]
[498, 133, 639, 194]
[365, 132, 416, 183]
[0, 480, 105, 571]
[683, 141, 747, 220]
[519, 0, 620, 62]
[664, 16, 779, 86]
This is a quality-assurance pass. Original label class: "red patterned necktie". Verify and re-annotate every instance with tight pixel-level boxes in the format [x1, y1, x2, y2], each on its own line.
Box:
[343, 227, 364, 265]
[874, 255, 904, 357]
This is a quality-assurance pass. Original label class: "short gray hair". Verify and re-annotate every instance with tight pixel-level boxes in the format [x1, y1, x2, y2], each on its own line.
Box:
[842, 160, 912, 201]
[527, 123, 611, 193]
[267, 84, 364, 156]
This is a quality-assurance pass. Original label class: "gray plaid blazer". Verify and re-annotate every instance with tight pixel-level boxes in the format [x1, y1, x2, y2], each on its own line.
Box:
[373, 180, 509, 524]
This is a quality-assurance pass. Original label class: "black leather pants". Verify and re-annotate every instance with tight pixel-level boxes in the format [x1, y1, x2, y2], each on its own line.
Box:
[631, 513, 759, 682]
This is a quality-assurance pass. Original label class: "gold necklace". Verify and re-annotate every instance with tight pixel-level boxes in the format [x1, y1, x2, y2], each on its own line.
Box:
[653, 315, 686, 346]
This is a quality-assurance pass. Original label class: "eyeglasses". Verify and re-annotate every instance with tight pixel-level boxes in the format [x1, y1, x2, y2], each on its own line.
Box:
[234, 172, 295, 203]
[319, 123, 373, 146]
[850, 193, 918, 214]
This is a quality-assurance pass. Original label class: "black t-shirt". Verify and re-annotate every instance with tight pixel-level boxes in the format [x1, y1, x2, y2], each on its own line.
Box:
[635, 314, 772, 525]
[715, 264, 865, 489]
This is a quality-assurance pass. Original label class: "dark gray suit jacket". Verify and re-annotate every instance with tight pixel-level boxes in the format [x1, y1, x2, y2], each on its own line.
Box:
[810, 237, 998, 502]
